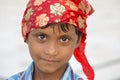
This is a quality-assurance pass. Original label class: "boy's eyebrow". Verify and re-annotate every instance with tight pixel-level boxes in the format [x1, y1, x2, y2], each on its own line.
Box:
[59, 34, 73, 39]
[32, 29, 75, 37]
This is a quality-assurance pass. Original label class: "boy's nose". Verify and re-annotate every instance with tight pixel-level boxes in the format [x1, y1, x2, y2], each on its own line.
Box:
[45, 42, 58, 56]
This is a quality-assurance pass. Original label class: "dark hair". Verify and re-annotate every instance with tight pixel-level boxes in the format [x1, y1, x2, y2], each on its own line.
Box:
[41, 23, 82, 43]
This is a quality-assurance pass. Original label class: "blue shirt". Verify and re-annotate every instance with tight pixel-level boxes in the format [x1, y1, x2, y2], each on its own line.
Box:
[6, 62, 83, 80]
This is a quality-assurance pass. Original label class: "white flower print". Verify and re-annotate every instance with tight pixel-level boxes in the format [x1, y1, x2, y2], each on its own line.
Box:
[65, 0, 78, 11]
[36, 13, 49, 27]
[34, 0, 46, 6]
[24, 8, 34, 21]
[78, 16, 85, 28]
[50, 3, 66, 16]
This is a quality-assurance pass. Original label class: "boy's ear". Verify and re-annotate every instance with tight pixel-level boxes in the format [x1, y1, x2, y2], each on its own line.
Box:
[75, 34, 82, 48]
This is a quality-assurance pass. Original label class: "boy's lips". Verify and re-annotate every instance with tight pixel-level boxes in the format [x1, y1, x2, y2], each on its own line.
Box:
[41, 58, 59, 63]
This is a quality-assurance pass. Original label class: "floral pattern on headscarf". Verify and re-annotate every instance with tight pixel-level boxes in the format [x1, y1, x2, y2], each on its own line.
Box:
[24, 8, 34, 21]
[65, 0, 78, 11]
[21, 0, 95, 80]
[35, 13, 49, 26]
[50, 3, 66, 16]
[34, 0, 46, 6]
[78, 16, 85, 28]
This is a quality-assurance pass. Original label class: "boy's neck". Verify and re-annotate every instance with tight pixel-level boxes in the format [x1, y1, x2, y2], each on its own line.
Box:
[33, 64, 68, 80]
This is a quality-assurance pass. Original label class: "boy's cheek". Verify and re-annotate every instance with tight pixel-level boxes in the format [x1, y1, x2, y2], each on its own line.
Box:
[59, 46, 75, 55]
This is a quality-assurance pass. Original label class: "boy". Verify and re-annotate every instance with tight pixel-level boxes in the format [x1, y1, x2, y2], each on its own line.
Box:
[7, 0, 94, 80]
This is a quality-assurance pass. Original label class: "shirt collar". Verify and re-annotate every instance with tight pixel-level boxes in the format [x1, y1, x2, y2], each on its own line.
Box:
[22, 62, 74, 80]
[61, 64, 73, 80]
[20, 62, 34, 80]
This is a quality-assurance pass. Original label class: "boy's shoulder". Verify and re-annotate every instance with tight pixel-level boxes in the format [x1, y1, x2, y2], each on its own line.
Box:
[6, 62, 34, 80]
[6, 71, 24, 80]
[73, 73, 84, 80]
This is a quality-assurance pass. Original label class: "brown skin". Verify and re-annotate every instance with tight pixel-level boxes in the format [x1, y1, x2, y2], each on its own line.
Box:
[26, 25, 82, 80]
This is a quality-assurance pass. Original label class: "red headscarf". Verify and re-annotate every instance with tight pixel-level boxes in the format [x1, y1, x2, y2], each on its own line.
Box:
[22, 0, 95, 80]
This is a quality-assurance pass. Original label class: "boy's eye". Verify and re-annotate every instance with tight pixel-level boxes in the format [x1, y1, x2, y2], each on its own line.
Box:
[60, 37, 70, 43]
[37, 34, 47, 40]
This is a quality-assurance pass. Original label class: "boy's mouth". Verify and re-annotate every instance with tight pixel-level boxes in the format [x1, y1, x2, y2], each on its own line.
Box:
[41, 58, 60, 63]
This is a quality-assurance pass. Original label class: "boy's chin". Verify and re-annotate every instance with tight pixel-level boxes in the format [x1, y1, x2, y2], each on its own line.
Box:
[39, 67, 60, 74]
[36, 63, 67, 75]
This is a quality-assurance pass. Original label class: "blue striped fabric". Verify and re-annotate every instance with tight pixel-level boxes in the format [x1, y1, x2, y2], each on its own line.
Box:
[6, 62, 83, 80]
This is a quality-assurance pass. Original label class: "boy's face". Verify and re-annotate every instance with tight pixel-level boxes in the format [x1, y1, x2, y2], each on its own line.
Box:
[26, 25, 81, 74]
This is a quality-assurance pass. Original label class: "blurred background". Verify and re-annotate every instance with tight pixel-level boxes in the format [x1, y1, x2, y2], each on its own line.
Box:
[0, 0, 120, 80]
